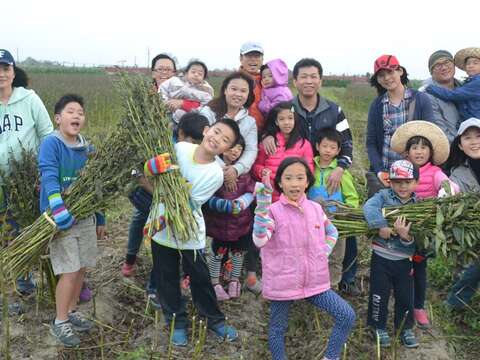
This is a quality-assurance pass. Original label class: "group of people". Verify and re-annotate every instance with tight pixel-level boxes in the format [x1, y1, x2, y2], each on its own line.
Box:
[0, 42, 479, 360]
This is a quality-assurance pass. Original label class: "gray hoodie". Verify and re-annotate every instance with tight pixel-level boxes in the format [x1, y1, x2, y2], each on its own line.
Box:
[420, 78, 462, 143]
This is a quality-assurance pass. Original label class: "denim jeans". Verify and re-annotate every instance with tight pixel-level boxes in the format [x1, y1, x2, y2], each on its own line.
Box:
[341, 236, 358, 284]
[447, 263, 480, 308]
[126, 207, 156, 292]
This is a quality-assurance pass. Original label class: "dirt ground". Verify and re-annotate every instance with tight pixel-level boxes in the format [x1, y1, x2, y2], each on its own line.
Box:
[0, 213, 469, 359]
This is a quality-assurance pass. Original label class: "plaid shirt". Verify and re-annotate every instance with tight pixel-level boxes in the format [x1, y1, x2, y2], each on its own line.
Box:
[381, 89, 413, 170]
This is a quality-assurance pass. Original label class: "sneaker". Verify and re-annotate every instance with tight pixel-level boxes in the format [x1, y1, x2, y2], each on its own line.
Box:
[339, 281, 361, 296]
[214, 284, 230, 301]
[171, 328, 188, 346]
[16, 274, 36, 296]
[209, 323, 238, 342]
[147, 292, 162, 310]
[414, 308, 431, 329]
[0, 302, 25, 319]
[50, 321, 80, 348]
[228, 281, 241, 299]
[79, 285, 92, 303]
[374, 329, 391, 348]
[121, 262, 135, 277]
[68, 311, 93, 332]
[246, 276, 262, 295]
[400, 329, 419, 348]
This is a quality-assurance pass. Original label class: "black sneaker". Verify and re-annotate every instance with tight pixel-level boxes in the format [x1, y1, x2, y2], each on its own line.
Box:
[400, 329, 419, 348]
[50, 321, 80, 348]
[339, 281, 361, 296]
[68, 311, 93, 332]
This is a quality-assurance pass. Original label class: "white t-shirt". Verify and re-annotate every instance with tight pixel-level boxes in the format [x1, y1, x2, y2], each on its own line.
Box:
[149, 141, 224, 250]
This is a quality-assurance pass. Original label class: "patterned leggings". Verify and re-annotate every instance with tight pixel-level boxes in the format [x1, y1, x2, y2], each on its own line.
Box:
[269, 290, 356, 360]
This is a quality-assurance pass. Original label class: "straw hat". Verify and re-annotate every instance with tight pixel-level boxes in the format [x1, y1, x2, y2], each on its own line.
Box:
[454, 47, 480, 71]
[391, 121, 450, 165]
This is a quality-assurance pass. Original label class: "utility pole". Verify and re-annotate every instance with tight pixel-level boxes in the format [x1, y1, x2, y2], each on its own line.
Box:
[16, 48, 19, 63]
[147, 47, 150, 68]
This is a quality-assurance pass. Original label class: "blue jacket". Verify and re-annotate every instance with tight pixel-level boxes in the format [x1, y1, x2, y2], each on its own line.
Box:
[366, 89, 434, 173]
[426, 74, 480, 121]
[363, 188, 416, 257]
[38, 131, 105, 225]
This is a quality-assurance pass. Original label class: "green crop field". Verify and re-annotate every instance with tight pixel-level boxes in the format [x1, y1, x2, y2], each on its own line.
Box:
[2, 70, 477, 359]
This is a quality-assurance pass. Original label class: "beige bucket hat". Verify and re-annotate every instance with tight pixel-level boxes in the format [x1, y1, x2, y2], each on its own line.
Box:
[391, 121, 450, 165]
[454, 47, 480, 71]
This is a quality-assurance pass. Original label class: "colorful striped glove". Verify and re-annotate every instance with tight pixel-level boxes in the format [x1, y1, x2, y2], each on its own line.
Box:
[208, 196, 234, 214]
[232, 193, 254, 215]
[48, 192, 75, 230]
[253, 182, 273, 237]
[144, 153, 178, 176]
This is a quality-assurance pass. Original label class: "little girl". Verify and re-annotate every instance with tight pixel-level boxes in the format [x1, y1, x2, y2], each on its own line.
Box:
[445, 117, 480, 308]
[253, 157, 355, 360]
[204, 136, 255, 300]
[253, 101, 314, 202]
[258, 59, 293, 116]
[159, 60, 214, 123]
[391, 120, 459, 329]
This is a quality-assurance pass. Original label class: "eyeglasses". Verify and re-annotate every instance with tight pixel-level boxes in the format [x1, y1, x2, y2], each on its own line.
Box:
[432, 60, 453, 71]
[153, 67, 174, 73]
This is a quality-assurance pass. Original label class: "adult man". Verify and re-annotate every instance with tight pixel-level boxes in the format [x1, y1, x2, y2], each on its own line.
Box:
[263, 58, 353, 192]
[421, 50, 462, 143]
[239, 41, 265, 132]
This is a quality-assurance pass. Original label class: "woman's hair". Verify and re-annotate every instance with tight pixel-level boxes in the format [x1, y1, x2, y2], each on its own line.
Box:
[150, 53, 176, 72]
[263, 101, 305, 149]
[12, 66, 29, 88]
[54, 94, 85, 115]
[207, 72, 255, 119]
[369, 66, 410, 96]
[185, 60, 208, 79]
[405, 136, 433, 162]
[445, 135, 467, 170]
[274, 157, 315, 193]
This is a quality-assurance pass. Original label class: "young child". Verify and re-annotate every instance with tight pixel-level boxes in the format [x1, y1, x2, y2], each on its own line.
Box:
[445, 118, 480, 309]
[390, 121, 459, 328]
[253, 157, 356, 360]
[307, 129, 360, 291]
[253, 101, 313, 202]
[159, 60, 214, 123]
[144, 118, 241, 346]
[38, 94, 105, 347]
[364, 159, 419, 348]
[204, 136, 255, 300]
[258, 59, 293, 116]
[426, 47, 480, 120]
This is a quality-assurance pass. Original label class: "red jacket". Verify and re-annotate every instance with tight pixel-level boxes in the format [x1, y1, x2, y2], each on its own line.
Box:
[204, 172, 255, 241]
[240, 68, 265, 133]
[253, 132, 314, 202]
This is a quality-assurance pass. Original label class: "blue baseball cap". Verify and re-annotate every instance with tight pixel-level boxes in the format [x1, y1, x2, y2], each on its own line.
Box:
[0, 49, 15, 66]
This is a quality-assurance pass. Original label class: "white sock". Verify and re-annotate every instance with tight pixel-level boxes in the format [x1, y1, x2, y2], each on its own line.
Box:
[54, 318, 68, 325]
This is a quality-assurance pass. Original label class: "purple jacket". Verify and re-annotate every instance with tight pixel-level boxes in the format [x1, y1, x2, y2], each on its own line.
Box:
[204, 172, 255, 241]
[258, 59, 293, 116]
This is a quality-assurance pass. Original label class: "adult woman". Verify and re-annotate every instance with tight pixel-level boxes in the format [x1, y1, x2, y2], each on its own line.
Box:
[200, 72, 262, 294]
[366, 54, 433, 198]
[0, 49, 53, 294]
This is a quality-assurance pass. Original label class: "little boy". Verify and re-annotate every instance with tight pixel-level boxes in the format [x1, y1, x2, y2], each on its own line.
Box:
[307, 129, 360, 293]
[364, 159, 419, 349]
[38, 94, 105, 347]
[145, 118, 241, 346]
[426, 47, 480, 120]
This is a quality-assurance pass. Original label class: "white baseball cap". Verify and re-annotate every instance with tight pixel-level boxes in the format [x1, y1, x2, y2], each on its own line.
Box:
[457, 118, 480, 136]
[240, 41, 264, 55]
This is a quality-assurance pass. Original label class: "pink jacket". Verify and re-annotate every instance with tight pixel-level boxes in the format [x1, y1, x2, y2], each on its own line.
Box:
[258, 59, 293, 116]
[252, 132, 314, 202]
[416, 162, 459, 199]
[255, 194, 337, 301]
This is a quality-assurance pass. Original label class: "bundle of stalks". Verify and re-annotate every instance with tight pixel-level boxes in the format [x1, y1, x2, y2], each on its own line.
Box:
[0, 145, 40, 228]
[0, 118, 143, 280]
[116, 73, 197, 241]
[331, 192, 480, 264]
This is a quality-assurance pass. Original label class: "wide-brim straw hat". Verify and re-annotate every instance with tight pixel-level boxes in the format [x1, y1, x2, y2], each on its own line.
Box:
[391, 121, 450, 165]
[454, 47, 480, 71]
